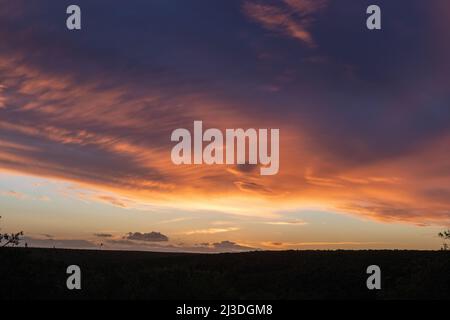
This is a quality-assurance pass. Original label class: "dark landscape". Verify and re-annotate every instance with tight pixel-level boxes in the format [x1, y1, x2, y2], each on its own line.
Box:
[0, 248, 449, 300]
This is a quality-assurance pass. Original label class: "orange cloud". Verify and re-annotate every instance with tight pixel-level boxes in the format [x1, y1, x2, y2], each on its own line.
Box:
[1, 52, 449, 226]
[183, 227, 240, 235]
[0, 14, 449, 230]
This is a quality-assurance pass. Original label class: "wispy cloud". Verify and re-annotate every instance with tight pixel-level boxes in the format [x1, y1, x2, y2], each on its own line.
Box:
[243, 0, 328, 47]
[155, 217, 193, 225]
[184, 227, 240, 235]
[261, 241, 387, 249]
[95, 195, 131, 208]
[264, 219, 308, 226]
[94, 233, 113, 238]
[1, 190, 26, 199]
[23, 236, 98, 250]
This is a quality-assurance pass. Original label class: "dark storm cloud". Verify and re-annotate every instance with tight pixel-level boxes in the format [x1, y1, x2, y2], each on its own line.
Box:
[125, 232, 169, 242]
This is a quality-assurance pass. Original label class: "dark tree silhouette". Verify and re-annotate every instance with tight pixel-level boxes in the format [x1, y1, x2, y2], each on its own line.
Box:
[0, 216, 24, 247]
[438, 230, 450, 250]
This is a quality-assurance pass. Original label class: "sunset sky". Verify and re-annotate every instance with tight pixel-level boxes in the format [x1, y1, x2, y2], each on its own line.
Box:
[0, 0, 449, 252]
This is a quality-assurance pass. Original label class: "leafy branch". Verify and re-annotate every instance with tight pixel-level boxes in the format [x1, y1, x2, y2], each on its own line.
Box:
[0, 216, 24, 247]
